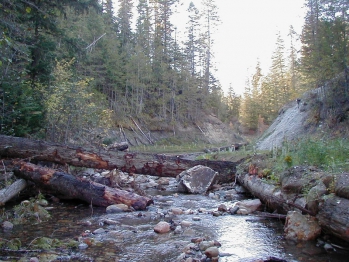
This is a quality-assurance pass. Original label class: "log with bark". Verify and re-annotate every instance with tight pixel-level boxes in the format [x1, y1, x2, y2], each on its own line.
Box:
[317, 195, 349, 242]
[13, 161, 153, 210]
[0, 135, 239, 183]
[237, 173, 315, 216]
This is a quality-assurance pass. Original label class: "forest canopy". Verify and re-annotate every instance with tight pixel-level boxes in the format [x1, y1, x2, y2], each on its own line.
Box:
[1, 0, 348, 143]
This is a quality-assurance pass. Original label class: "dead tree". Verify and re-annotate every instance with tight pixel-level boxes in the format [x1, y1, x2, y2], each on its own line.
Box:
[0, 135, 238, 183]
[13, 161, 153, 210]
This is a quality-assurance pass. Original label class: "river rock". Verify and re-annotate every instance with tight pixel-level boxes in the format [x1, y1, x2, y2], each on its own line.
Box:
[280, 166, 332, 194]
[284, 211, 321, 241]
[218, 204, 228, 212]
[93, 228, 105, 234]
[212, 211, 221, 217]
[157, 177, 170, 185]
[2, 221, 13, 230]
[171, 207, 184, 215]
[78, 243, 89, 250]
[199, 240, 215, 251]
[181, 220, 192, 227]
[335, 173, 349, 199]
[306, 182, 327, 214]
[154, 221, 171, 233]
[174, 225, 183, 234]
[229, 206, 239, 215]
[234, 199, 262, 214]
[106, 204, 129, 213]
[204, 246, 219, 258]
[177, 165, 218, 194]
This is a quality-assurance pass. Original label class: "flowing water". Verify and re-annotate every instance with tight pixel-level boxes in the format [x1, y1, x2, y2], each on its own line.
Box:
[1, 186, 349, 262]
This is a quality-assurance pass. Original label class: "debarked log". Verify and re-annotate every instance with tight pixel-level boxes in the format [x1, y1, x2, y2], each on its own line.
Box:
[13, 162, 153, 210]
[0, 135, 238, 182]
[0, 179, 27, 205]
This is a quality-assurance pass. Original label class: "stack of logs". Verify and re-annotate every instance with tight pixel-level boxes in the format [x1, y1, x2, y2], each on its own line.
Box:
[0, 135, 238, 210]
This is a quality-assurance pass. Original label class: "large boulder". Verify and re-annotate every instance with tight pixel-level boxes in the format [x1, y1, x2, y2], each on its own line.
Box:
[177, 165, 217, 194]
[284, 211, 321, 241]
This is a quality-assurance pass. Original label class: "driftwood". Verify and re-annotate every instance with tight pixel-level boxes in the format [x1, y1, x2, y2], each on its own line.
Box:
[13, 161, 153, 210]
[0, 179, 27, 205]
[0, 135, 238, 183]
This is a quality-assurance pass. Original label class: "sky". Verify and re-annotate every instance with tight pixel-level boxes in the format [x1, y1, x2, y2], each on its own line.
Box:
[175, 0, 307, 95]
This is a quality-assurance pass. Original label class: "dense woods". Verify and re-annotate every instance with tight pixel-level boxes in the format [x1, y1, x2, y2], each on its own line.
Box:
[1, 0, 348, 142]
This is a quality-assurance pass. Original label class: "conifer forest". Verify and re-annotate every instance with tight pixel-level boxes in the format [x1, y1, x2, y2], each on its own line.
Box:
[1, 0, 348, 143]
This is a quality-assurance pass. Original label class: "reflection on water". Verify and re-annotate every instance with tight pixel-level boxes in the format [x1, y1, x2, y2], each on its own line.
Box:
[1, 190, 349, 262]
[215, 217, 286, 261]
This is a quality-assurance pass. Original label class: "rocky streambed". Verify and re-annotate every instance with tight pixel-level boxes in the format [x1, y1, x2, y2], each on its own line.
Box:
[2, 166, 349, 262]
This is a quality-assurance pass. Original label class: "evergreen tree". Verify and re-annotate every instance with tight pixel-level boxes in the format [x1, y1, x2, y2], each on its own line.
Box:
[200, 0, 220, 93]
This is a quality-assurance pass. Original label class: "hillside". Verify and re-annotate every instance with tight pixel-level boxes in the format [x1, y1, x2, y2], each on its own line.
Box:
[115, 114, 244, 148]
[256, 83, 349, 150]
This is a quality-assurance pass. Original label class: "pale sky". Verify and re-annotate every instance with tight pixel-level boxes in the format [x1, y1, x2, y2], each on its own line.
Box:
[176, 0, 306, 95]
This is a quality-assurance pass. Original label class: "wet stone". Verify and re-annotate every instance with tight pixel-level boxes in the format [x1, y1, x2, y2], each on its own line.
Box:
[2, 221, 13, 230]
[106, 204, 129, 213]
[174, 226, 183, 234]
[171, 207, 184, 215]
[229, 206, 239, 215]
[93, 228, 105, 234]
[181, 220, 192, 227]
[212, 211, 221, 217]
[154, 221, 171, 234]
[78, 243, 89, 250]
[192, 216, 201, 221]
[103, 219, 119, 225]
[217, 204, 228, 212]
[199, 241, 215, 251]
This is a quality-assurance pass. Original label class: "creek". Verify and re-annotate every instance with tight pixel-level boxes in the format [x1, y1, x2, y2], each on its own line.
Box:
[1, 181, 349, 262]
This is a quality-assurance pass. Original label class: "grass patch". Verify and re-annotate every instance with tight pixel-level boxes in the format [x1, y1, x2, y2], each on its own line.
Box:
[272, 137, 349, 172]
[132, 141, 213, 154]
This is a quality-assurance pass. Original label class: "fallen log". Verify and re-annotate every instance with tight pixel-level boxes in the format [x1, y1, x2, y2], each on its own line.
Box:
[13, 161, 153, 210]
[0, 135, 239, 183]
[0, 179, 27, 205]
[237, 173, 315, 215]
[317, 194, 349, 242]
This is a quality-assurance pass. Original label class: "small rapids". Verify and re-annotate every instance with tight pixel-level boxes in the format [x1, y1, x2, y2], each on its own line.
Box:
[1, 183, 349, 262]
